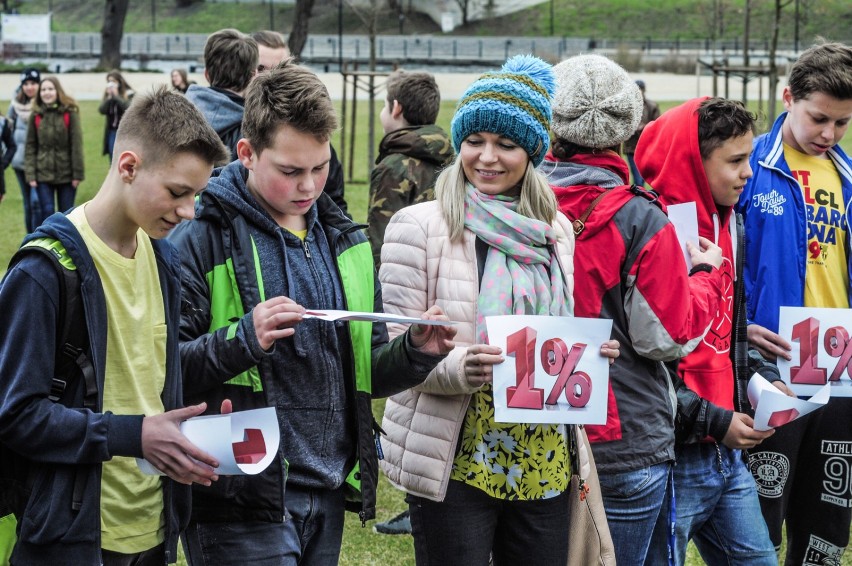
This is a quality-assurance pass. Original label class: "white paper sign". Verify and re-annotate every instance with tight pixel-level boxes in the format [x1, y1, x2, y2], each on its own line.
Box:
[138, 407, 279, 476]
[486, 315, 613, 424]
[747, 373, 829, 431]
[303, 309, 456, 326]
[777, 306, 852, 397]
[667, 201, 699, 270]
[1, 14, 51, 44]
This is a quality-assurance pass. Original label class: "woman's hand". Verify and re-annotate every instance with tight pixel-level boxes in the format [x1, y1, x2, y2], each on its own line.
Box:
[600, 339, 620, 365]
[463, 344, 504, 387]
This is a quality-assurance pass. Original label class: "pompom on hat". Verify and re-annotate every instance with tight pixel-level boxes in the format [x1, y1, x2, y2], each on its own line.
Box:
[20, 68, 40, 85]
[551, 54, 644, 149]
[451, 54, 555, 167]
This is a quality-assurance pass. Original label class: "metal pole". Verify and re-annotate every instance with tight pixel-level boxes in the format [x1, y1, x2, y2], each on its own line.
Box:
[794, 0, 800, 52]
[338, 0, 343, 72]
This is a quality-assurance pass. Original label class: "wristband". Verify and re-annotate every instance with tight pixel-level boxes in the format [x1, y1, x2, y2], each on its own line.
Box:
[689, 263, 714, 276]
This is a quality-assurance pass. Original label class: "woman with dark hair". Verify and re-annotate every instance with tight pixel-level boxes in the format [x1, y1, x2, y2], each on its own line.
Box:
[8, 68, 41, 232]
[99, 70, 134, 162]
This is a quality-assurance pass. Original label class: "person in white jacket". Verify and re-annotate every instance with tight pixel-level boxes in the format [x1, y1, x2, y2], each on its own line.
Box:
[378, 54, 618, 565]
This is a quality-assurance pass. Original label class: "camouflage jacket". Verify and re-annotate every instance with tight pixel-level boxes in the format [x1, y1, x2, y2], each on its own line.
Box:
[367, 124, 454, 266]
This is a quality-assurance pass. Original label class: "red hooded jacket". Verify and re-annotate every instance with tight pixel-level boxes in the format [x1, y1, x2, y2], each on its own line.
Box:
[636, 97, 735, 412]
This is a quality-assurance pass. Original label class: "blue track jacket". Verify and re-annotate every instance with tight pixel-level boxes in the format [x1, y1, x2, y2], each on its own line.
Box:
[736, 112, 852, 333]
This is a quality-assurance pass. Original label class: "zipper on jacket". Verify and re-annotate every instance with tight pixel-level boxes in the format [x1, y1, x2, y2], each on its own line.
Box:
[302, 239, 311, 258]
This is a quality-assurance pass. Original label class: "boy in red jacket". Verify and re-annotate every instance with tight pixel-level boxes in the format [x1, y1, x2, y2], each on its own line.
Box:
[637, 97, 784, 564]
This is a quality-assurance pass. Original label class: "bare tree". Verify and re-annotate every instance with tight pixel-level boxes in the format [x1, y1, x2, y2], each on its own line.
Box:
[99, 0, 130, 70]
[767, 0, 795, 123]
[288, 0, 316, 58]
[454, 0, 473, 27]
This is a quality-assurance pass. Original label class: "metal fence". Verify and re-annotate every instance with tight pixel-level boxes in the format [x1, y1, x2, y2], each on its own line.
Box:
[5, 32, 844, 68]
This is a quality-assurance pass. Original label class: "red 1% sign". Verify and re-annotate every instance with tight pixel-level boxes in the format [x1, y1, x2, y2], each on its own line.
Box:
[485, 315, 613, 424]
[777, 307, 852, 397]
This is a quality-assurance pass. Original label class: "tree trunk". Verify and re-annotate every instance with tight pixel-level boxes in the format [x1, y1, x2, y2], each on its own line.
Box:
[99, 0, 130, 70]
[288, 0, 316, 59]
[767, 0, 788, 124]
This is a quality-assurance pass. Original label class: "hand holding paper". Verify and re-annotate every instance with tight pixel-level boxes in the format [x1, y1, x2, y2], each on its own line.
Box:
[141, 403, 220, 486]
[408, 305, 458, 356]
[139, 407, 280, 477]
[747, 373, 830, 431]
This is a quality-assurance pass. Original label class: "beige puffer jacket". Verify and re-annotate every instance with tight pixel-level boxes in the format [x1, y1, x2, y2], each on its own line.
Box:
[378, 200, 576, 501]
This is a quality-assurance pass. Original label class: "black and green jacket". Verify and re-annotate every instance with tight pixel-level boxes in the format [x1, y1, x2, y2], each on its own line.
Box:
[171, 161, 443, 524]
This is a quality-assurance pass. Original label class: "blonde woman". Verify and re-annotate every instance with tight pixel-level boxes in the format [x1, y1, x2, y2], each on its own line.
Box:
[379, 55, 618, 565]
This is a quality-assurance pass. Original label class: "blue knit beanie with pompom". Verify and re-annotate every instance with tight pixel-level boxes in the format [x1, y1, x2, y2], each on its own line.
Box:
[451, 54, 555, 167]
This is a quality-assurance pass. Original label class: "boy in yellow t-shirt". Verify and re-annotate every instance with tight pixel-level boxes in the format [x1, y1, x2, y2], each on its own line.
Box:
[737, 42, 852, 565]
[0, 87, 229, 565]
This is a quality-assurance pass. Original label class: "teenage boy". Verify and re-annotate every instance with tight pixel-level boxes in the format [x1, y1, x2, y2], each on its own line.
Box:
[737, 42, 852, 565]
[0, 87, 230, 565]
[186, 28, 258, 160]
[172, 60, 456, 565]
[637, 97, 783, 565]
[367, 69, 454, 267]
[249, 39, 349, 216]
[251, 30, 290, 74]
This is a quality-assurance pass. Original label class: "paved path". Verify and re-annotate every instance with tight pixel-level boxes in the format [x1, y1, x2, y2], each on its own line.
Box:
[1, 69, 786, 103]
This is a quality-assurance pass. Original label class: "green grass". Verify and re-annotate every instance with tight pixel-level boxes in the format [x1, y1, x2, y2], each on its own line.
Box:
[8, 0, 852, 44]
[4, 97, 852, 566]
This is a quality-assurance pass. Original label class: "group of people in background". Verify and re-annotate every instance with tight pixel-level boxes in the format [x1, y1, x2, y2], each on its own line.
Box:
[0, 28, 851, 566]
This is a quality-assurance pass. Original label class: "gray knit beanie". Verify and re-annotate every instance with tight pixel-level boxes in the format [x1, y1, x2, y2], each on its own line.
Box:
[551, 55, 643, 149]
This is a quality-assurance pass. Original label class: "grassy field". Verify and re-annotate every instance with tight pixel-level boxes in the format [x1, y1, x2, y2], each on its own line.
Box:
[3, 96, 852, 565]
[9, 0, 852, 45]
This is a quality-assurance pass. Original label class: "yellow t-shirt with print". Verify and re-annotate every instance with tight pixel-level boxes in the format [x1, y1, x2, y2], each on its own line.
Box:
[785, 144, 849, 308]
[68, 206, 166, 553]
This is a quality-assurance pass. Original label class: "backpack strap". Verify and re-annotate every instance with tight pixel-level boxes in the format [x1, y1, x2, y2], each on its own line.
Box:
[32, 112, 70, 130]
[11, 240, 96, 411]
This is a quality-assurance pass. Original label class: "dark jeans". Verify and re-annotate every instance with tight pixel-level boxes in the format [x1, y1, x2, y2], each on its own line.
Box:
[407, 479, 570, 566]
[107, 128, 117, 163]
[749, 397, 852, 565]
[13, 168, 38, 233]
[32, 182, 75, 229]
[101, 543, 165, 566]
[625, 152, 644, 186]
[182, 484, 346, 566]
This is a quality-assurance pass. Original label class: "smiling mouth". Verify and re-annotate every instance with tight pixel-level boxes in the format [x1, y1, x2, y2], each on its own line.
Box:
[477, 169, 503, 178]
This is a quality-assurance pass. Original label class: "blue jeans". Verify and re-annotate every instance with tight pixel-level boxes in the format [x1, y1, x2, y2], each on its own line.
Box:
[598, 461, 671, 565]
[14, 169, 38, 233]
[625, 153, 644, 186]
[407, 479, 570, 566]
[182, 485, 345, 566]
[32, 182, 75, 229]
[648, 443, 776, 566]
[107, 129, 117, 163]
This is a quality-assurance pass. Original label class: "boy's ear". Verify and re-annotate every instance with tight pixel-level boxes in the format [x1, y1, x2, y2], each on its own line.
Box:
[116, 151, 141, 183]
[236, 138, 255, 168]
[781, 86, 794, 110]
[391, 100, 404, 120]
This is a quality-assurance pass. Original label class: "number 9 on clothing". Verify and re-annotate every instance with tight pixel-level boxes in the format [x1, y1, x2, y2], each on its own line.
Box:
[486, 315, 613, 425]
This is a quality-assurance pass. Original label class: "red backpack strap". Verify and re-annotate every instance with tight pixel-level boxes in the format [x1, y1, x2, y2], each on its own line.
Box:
[63, 112, 70, 129]
[34, 114, 41, 129]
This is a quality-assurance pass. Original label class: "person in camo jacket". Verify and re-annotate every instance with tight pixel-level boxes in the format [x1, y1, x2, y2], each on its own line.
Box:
[367, 69, 454, 268]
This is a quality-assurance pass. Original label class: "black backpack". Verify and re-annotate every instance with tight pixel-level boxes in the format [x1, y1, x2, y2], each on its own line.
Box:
[0, 239, 97, 519]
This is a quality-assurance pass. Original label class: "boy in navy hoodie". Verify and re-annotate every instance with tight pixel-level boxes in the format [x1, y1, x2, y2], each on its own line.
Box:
[0, 87, 229, 565]
[637, 97, 784, 565]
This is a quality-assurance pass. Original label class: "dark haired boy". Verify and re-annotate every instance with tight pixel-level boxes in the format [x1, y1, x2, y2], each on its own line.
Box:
[737, 41, 852, 564]
[637, 97, 781, 565]
[0, 87, 230, 565]
[367, 69, 454, 267]
[171, 60, 455, 565]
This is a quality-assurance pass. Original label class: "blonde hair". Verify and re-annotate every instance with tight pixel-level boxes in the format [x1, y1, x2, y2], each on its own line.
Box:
[436, 155, 558, 241]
